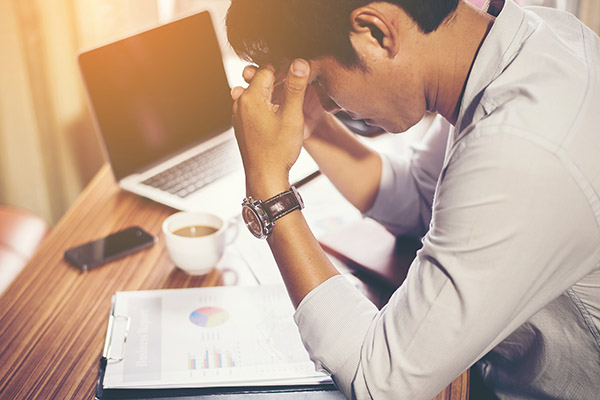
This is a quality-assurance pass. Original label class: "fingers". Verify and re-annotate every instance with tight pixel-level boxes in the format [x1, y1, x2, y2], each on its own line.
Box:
[244, 65, 276, 100]
[231, 86, 245, 101]
[232, 65, 275, 116]
[271, 80, 285, 106]
[232, 61, 308, 123]
[231, 66, 257, 103]
[242, 65, 257, 83]
[281, 59, 310, 118]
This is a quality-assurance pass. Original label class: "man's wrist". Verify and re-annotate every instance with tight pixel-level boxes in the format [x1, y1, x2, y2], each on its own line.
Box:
[246, 176, 291, 201]
[242, 185, 304, 239]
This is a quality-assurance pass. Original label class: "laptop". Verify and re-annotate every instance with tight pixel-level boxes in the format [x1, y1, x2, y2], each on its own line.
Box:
[78, 11, 317, 220]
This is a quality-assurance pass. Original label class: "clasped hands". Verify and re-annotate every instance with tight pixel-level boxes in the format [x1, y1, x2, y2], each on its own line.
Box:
[231, 59, 314, 199]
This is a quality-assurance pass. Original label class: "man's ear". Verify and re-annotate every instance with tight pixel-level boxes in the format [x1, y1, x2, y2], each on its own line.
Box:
[349, 6, 399, 58]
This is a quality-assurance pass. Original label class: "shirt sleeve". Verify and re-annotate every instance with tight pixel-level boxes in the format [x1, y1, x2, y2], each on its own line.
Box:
[294, 130, 600, 399]
[364, 115, 450, 237]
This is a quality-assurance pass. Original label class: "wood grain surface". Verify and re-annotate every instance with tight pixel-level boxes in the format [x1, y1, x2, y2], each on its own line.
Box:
[0, 164, 468, 399]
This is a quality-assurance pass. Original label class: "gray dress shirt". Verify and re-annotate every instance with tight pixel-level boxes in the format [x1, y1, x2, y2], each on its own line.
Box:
[294, 0, 600, 398]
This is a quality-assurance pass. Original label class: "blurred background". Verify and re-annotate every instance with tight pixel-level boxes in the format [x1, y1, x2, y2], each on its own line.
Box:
[1, 0, 598, 227]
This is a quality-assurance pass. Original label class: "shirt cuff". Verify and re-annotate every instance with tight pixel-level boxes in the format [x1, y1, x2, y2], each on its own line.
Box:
[294, 275, 378, 395]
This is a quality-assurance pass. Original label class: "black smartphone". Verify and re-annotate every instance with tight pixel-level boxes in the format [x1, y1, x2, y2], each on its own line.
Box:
[64, 226, 156, 271]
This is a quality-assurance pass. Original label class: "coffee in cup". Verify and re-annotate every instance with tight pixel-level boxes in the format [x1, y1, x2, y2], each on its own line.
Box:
[162, 211, 237, 275]
[172, 225, 218, 237]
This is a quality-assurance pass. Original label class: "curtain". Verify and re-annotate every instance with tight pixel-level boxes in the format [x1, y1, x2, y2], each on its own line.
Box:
[0, 0, 161, 225]
[470, 0, 599, 33]
[522, 0, 599, 34]
[579, 0, 600, 34]
[0, 0, 234, 226]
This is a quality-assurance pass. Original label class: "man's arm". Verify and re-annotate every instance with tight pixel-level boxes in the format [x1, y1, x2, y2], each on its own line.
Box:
[231, 60, 342, 306]
[239, 63, 384, 214]
[363, 115, 450, 237]
[295, 130, 600, 399]
[305, 109, 451, 237]
[303, 111, 382, 213]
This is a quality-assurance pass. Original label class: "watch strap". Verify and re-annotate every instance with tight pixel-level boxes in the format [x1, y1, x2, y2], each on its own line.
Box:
[262, 186, 304, 222]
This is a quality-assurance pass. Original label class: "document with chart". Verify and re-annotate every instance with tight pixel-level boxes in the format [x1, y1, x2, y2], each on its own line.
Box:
[101, 285, 332, 389]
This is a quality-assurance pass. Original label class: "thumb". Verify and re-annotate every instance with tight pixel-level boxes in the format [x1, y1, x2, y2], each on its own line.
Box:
[281, 59, 310, 118]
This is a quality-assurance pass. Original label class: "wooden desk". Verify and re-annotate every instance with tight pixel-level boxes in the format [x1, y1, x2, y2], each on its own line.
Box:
[0, 164, 468, 399]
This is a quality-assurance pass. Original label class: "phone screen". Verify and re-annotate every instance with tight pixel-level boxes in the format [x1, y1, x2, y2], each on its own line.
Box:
[64, 226, 155, 271]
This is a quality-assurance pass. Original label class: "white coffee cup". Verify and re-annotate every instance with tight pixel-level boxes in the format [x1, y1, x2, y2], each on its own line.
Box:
[162, 211, 237, 275]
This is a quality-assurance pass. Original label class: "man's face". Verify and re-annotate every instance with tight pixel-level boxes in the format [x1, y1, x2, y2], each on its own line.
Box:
[307, 55, 427, 133]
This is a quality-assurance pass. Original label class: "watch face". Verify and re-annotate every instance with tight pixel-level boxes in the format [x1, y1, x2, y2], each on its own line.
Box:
[242, 205, 263, 238]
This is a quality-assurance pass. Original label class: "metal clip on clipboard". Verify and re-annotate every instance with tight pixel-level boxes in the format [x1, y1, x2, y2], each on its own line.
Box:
[102, 296, 131, 362]
[96, 296, 131, 400]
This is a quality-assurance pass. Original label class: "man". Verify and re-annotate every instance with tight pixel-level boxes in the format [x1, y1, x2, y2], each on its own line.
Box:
[226, 0, 600, 398]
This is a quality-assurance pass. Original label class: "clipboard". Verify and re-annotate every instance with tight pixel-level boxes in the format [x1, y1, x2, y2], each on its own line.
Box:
[96, 362, 342, 400]
[96, 370, 342, 400]
[94, 286, 343, 400]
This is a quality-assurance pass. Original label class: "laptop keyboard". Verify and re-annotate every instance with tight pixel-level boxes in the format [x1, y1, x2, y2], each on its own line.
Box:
[141, 140, 239, 198]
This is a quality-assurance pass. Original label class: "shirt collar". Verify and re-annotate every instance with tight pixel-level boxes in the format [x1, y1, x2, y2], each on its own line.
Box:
[454, 0, 528, 135]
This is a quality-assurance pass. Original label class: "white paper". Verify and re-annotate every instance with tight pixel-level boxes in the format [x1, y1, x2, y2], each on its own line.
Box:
[103, 285, 331, 389]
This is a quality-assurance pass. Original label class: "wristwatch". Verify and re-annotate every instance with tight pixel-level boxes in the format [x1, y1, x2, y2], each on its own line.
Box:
[241, 186, 304, 239]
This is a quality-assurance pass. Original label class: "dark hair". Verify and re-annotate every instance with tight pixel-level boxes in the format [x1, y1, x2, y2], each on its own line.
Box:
[226, 0, 459, 67]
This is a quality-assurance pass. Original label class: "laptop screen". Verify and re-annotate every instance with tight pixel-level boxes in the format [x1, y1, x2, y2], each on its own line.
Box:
[79, 11, 233, 181]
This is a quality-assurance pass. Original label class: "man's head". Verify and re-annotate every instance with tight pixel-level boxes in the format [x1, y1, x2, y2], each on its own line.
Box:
[226, 0, 484, 133]
[226, 0, 459, 68]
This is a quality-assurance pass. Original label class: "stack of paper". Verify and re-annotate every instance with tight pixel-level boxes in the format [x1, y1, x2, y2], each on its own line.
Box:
[102, 285, 331, 389]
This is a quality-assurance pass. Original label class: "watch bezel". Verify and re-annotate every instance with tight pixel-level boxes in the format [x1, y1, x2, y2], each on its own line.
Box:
[241, 197, 274, 239]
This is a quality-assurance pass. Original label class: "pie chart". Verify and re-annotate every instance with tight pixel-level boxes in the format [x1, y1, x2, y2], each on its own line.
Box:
[189, 306, 229, 327]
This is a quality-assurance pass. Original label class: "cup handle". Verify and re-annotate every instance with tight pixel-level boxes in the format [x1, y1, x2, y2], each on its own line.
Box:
[224, 218, 239, 245]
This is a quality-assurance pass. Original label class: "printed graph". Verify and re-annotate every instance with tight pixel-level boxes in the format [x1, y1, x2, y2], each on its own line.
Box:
[189, 307, 229, 327]
[188, 348, 237, 370]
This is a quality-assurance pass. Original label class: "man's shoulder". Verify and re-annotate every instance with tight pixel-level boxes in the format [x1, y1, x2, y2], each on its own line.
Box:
[459, 4, 600, 150]
[475, 17, 599, 148]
